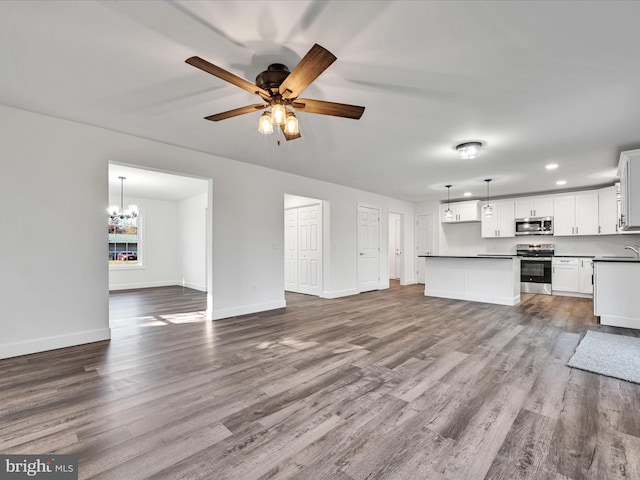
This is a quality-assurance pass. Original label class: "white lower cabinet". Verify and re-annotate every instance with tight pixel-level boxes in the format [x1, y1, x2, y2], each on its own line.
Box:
[552, 258, 580, 293]
[552, 257, 593, 296]
[579, 258, 594, 294]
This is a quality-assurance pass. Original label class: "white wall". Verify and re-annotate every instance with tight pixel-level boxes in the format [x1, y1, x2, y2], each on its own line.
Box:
[0, 105, 415, 359]
[484, 233, 640, 256]
[108, 196, 180, 290]
[178, 193, 207, 291]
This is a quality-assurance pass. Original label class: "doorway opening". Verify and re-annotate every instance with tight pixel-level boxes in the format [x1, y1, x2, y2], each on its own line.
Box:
[284, 194, 325, 297]
[108, 163, 212, 329]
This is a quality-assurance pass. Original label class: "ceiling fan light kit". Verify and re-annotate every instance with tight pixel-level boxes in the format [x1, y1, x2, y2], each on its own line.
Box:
[258, 112, 273, 134]
[284, 111, 300, 136]
[456, 141, 483, 160]
[185, 44, 365, 143]
[271, 103, 287, 126]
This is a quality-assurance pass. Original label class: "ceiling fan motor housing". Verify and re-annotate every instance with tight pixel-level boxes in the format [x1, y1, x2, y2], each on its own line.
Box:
[255, 64, 290, 92]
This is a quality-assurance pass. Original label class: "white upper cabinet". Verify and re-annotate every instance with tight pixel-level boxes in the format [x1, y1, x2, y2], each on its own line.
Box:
[481, 200, 515, 238]
[514, 196, 554, 218]
[618, 149, 640, 230]
[598, 186, 618, 235]
[553, 193, 599, 236]
[440, 200, 481, 223]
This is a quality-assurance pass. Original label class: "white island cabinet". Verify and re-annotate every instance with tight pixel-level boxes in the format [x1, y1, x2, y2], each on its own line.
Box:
[421, 256, 520, 306]
[594, 259, 640, 329]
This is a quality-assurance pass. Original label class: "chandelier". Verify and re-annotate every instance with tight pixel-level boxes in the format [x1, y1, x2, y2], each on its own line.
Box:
[108, 176, 138, 222]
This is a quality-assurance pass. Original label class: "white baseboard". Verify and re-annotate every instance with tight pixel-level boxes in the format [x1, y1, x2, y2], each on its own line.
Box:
[183, 281, 207, 292]
[600, 314, 640, 329]
[212, 299, 286, 320]
[321, 288, 359, 299]
[0, 328, 111, 360]
[109, 280, 180, 291]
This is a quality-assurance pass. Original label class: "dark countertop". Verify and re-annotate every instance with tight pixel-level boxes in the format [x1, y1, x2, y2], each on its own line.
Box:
[418, 255, 516, 259]
[592, 256, 640, 263]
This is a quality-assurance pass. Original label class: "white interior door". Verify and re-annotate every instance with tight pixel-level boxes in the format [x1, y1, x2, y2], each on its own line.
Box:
[284, 203, 322, 296]
[416, 213, 433, 284]
[394, 217, 402, 280]
[284, 209, 297, 291]
[388, 213, 403, 280]
[358, 205, 380, 292]
[298, 204, 322, 296]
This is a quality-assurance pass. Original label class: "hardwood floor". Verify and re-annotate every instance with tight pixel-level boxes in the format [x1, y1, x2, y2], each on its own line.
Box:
[2, 284, 640, 479]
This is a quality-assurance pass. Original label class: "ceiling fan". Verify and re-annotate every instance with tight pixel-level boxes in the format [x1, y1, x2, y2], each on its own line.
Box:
[185, 44, 365, 141]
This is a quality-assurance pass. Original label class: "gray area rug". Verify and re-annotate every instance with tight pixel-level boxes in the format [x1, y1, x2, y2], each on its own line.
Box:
[568, 330, 640, 384]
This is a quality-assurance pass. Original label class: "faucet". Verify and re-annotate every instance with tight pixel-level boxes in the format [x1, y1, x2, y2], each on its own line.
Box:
[624, 244, 640, 260]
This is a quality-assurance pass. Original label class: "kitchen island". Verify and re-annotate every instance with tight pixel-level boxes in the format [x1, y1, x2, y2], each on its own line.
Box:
[419, 255, 521, 306]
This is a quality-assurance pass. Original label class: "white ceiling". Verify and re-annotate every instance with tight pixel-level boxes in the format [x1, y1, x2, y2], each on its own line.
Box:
[2, 0, 640, 202]
[109, 164, 208, 202]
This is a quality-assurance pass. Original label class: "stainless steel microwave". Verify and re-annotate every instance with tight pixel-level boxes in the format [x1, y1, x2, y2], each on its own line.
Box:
[515, 217, 553, 236]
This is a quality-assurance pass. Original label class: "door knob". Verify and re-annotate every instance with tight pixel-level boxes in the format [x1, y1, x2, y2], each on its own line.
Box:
[359, 252, 365, 256]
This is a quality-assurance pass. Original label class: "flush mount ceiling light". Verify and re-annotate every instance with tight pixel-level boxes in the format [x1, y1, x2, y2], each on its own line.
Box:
[108, 176, 138, 222]
[444, 185, 453, 220]
[483, 179, 493, 217]
[546, 163, 558, 170]
[556, 180, 567, 185]
[456, 141, 483, 160]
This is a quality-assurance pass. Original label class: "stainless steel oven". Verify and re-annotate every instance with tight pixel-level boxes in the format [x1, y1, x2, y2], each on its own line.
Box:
[517, 244, 554, 295]
[515, 217, 553, 236]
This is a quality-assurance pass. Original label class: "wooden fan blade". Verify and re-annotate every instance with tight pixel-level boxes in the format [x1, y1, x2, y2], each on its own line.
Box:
[292, 98, 365, 119]
[186, 56, 271, 99]
[280, 124, 302, 141]
[204, 104, 267, 122]
[279, 44, 336, 99]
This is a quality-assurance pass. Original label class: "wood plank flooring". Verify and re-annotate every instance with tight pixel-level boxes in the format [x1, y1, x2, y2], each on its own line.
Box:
[2, 284, 640, 479]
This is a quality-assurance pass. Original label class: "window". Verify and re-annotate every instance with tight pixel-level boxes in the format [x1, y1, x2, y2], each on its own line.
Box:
[108, 214, 140, 266]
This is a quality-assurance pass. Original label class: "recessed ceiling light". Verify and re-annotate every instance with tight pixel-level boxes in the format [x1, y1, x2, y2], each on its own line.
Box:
[556, 180, 567, 185]
[463, 192, 472, 197]
[546, 163, 558, 170]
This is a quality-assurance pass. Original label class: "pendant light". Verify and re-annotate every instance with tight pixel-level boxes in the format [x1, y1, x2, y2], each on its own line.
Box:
[483, 179, 493, 217]
[444, 185, 453, 220]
